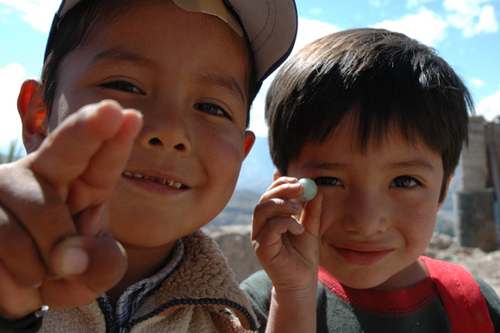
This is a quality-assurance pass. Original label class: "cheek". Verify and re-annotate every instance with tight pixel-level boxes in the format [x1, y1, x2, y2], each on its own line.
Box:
[203, 132, 246, 190]
[317, 195, 344, 236]
[397, 202, 436, 252]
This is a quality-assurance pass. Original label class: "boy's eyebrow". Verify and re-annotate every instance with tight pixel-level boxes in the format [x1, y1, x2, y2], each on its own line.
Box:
[301, 161, 347, 172]
[301, 159, 435, 172]
[193, 72, 246, 108]
[89, 47, 157, 68]
[389, 159, 436, 171]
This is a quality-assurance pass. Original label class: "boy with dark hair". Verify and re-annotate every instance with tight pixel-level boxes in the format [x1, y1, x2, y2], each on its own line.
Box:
[242, 28, 500, 332]
[0, 0, 297, 332]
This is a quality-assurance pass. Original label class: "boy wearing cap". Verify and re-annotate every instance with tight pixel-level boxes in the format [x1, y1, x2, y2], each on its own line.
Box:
[0, 0, 297, 332]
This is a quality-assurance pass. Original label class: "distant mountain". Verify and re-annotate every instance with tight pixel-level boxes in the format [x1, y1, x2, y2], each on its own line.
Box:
[208, 190, 260, 227]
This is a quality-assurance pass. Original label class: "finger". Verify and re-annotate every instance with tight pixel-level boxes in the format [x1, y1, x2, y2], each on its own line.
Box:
[66, 109, 143, 213]
[265, 176, 298, 192]
[0, 164, 77, 274]
[73, 202, 109, 237]
[28, 101, 140, 199]
[299, 192, 323, 238]
[42, 234, 127, 308]
[0, 206, 46, 288]
[0, 262, 43, 320]
[252, 216, 304, 258]
[259, 182, 304, 203]
[252, 198, 303, 241]
[80, 109, 142, 189]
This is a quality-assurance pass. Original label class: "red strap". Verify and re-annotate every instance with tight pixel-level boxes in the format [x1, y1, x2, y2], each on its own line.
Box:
[421, 256, 494, 333]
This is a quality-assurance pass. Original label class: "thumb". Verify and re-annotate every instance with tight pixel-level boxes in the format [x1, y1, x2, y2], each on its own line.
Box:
[300, 192, 323, 238]
[50, 234, 127, 293]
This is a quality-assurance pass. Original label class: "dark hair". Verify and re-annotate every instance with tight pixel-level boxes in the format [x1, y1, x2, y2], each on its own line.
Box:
[266, 28, 474, 202]
[41, 0, 257, 127]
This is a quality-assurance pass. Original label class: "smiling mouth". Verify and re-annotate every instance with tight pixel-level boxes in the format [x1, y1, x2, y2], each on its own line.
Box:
[335, 247, 393, 266]
[123, 171, 188, 189]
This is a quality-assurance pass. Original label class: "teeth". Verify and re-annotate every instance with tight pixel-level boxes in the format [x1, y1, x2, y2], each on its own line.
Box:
[156, 178, 167, 185]
[123, 172, 184, 189]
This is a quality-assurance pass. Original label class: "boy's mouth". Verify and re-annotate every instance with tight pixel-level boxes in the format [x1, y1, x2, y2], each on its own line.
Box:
[123, 171, 188, 189]
[335, 247, 393, 266]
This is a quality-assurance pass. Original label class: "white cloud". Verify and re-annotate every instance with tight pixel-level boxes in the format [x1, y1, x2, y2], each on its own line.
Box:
[0, 0, 60, 32]
[476, 88, 500, 121]
[373, 7, 449, 46]
[0, 63, 26, 150]
[470, 77, 485, 88]
[445, 0, 498, 37]
[249, 17, 341, 137]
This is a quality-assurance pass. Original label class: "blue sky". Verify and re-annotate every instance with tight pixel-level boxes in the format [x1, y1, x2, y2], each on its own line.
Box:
[0, 0, 499, 153]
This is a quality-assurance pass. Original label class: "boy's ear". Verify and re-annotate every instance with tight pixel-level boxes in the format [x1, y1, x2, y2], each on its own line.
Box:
[17, 79, 48, 153]
[437, 173, 455, 210]
[273, 169, 282, 181]
[243, 130, 255, 159]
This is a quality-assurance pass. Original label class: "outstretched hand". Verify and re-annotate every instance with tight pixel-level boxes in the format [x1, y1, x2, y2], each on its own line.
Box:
[251, 176, 323, 332]
[0, 101, 142, 319]
[252, 176, 323, 292]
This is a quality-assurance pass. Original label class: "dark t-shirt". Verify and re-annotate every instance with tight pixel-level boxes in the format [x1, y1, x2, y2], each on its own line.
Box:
[241, 260, 500, 333]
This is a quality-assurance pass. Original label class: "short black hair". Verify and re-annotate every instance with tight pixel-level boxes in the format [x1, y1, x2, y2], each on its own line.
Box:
[41, 0, 257, 127]
[266, 28, 474, 202]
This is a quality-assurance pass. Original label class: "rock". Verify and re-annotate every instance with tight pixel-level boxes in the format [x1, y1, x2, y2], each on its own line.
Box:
[203, 224, 262, 282]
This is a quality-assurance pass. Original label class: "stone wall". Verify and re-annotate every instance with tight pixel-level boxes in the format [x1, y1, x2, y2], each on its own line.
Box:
[203, 224, 262, 282]
[454, 116, 500, 251]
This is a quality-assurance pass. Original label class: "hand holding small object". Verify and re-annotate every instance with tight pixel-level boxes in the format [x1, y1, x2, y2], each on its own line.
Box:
[298, 178, 318, 201]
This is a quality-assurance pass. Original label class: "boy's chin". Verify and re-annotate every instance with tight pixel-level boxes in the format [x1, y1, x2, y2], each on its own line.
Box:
[339, 260, 427, 291]
[338, 275, 393, 290]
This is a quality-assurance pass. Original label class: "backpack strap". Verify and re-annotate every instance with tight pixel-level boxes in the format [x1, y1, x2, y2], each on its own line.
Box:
[420, 256, 494, 333]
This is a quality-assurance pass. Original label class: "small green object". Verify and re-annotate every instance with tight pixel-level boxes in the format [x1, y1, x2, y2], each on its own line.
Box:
[298, 178, 318, 201]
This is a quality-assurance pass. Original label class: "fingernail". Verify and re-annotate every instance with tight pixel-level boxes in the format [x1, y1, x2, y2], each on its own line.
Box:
[291, 201, 303, 210]
[127, 109, 143, 118]
[60, 247, 88, 276]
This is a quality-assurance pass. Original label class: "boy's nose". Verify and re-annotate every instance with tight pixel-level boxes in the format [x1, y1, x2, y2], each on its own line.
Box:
[147, 137, 188, 152]
[138, 113, 191, 154]
[341, 191, 389, 236]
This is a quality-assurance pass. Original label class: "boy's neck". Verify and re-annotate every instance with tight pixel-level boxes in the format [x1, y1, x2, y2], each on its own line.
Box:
[106, 241, 177, 304]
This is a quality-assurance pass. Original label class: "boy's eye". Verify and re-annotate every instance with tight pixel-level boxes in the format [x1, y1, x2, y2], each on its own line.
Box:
[391, 176, 419, 188]
[194, 103, 232, 121]
[314, 177, 343, 186]
[100, 80, 144, 95]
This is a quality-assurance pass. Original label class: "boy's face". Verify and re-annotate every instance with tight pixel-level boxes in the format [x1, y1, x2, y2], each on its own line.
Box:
[45, 1, 254, 250]
[287, 117, 450, 290]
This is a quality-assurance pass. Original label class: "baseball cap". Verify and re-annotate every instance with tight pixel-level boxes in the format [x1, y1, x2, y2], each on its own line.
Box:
[44, 0, 298, 86]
